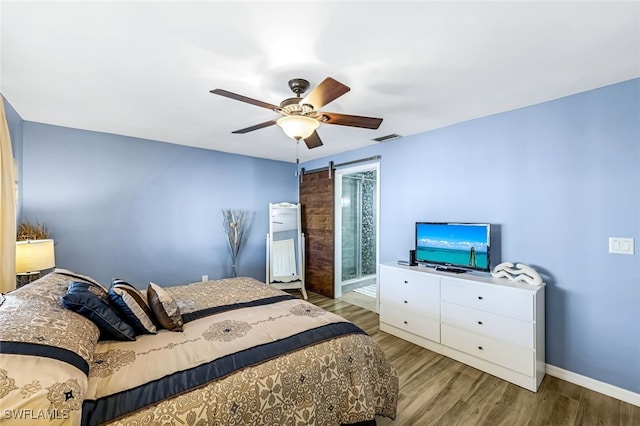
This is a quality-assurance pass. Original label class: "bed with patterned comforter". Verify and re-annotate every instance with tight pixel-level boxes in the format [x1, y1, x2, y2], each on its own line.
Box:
[0, 271, 398, 425]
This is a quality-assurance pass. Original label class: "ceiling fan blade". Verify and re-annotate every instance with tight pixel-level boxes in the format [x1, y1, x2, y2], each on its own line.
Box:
[231, 119, 278, 134]
[303, 131, 323, 149]
[301, 77, 350, 109]
[321, 112, 383, 129]
[210, 89, 280, 110]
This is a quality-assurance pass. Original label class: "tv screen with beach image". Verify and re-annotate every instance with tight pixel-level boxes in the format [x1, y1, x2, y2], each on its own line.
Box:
[416, 223, 490, 271]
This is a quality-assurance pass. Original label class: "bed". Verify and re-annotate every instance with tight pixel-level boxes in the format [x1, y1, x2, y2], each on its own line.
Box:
[0, 270, 398, 425]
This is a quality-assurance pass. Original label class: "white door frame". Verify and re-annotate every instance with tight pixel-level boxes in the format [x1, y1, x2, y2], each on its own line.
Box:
[334, 161, 380, 310]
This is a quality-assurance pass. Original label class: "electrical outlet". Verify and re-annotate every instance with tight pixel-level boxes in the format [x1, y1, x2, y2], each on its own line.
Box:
[609, 237, 634, 255]
[202, 275, 208, 282]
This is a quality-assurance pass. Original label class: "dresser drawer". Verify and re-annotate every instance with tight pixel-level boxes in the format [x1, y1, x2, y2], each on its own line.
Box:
[441, 324, 534, 376]
[382, 290, 440, 319]
[380, 266, 440, 300]
[380, 304, 440, 342]
[441, 279, 533, 321]
[441, 302, 534, 348]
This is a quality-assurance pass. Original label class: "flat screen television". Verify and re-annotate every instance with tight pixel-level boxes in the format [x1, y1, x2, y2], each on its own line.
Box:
[415, 222, 491, 273]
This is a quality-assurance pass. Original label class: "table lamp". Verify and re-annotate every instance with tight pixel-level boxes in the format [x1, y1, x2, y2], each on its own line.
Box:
[15, 239, 55, 287]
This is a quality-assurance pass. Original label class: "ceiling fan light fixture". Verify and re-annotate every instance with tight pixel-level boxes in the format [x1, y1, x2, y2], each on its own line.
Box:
[277, 115, 319, 140]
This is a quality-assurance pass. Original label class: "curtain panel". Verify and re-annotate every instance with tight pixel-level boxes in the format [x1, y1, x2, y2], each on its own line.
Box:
[0, 100, 17, 293]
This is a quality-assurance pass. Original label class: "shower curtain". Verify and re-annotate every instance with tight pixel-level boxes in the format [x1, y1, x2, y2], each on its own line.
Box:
[0, 99, 17, 293]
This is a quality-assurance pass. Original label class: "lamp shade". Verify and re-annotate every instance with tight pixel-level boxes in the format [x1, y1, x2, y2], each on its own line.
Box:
[277, 116, 319, 140]
[16, 239, 55, 273]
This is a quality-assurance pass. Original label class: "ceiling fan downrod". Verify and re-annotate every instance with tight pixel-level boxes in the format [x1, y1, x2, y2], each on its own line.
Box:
[287, 78, 310, 97]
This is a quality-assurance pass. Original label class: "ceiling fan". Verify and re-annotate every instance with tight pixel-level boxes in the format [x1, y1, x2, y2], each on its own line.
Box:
[209, 77, 383, 150]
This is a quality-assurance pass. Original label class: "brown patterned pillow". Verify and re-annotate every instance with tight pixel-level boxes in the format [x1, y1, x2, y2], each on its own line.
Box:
[147, 282, 183, 332]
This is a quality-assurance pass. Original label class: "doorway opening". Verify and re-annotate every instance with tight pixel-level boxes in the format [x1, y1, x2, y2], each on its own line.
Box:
[334, 162, 379, 312]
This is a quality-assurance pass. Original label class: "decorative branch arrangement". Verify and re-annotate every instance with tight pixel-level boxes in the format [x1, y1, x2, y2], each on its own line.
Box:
[221, 209, 247, 278]
[17, 219, 51, 241]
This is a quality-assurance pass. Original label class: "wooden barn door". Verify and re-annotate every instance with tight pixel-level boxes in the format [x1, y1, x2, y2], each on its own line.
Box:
[299, 170, 335, 298]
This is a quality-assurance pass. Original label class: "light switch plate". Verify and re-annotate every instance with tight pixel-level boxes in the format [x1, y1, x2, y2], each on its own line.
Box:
[609, 237, 634, 255]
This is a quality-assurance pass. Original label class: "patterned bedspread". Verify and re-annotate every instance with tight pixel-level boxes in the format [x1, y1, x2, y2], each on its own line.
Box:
[0, 273, 100, 425]
[1, 274, 398, 426]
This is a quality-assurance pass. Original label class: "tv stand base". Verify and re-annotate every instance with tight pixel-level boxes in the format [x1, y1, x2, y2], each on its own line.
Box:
[434, 266, 466, 274]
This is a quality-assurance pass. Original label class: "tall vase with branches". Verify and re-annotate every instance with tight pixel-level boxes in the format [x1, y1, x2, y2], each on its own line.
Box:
[221, 209, 247, 278]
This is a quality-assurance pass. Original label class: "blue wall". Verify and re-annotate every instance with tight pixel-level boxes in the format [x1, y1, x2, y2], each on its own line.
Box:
[19, 123, 298, 286]
[302, 78, 640, 394]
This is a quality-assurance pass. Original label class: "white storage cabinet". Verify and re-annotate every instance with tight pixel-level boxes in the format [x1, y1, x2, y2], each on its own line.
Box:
[379, 263, 545, 392]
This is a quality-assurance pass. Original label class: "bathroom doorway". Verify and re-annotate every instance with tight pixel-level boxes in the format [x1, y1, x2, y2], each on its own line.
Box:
[334, 162, 379, 312]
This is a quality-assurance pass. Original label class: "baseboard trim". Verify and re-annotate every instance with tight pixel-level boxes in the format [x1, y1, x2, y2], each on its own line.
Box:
[545, 364, 640, 407]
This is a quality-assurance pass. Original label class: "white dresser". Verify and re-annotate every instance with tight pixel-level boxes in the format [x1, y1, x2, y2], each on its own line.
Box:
[379, 263, 545, 392]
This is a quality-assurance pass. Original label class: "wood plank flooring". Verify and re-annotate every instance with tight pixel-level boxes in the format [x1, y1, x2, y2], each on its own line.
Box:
[306, 291, 640, 426]
[339, 289, 377, 312]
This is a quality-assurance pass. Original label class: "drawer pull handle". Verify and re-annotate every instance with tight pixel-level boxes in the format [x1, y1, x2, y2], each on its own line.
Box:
[403, 321, 408, 325]
[478, 346, 483, 350]
[478, 296, 483, 300]
[477, 321, 483, 325]
[404, 300, 408, 304]
[403, 280, 408, 284]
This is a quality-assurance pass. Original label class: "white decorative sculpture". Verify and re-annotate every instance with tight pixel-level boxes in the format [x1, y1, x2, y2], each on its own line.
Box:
[491, 262, 544, 286]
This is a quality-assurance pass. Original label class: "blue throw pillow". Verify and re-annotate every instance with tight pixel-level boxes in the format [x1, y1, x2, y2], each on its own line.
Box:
[61, 281, 136, 341]
[108, 279, 157, 335]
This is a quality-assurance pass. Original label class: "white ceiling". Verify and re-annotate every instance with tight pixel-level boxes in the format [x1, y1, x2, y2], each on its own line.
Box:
[1, 1, 639, 163]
